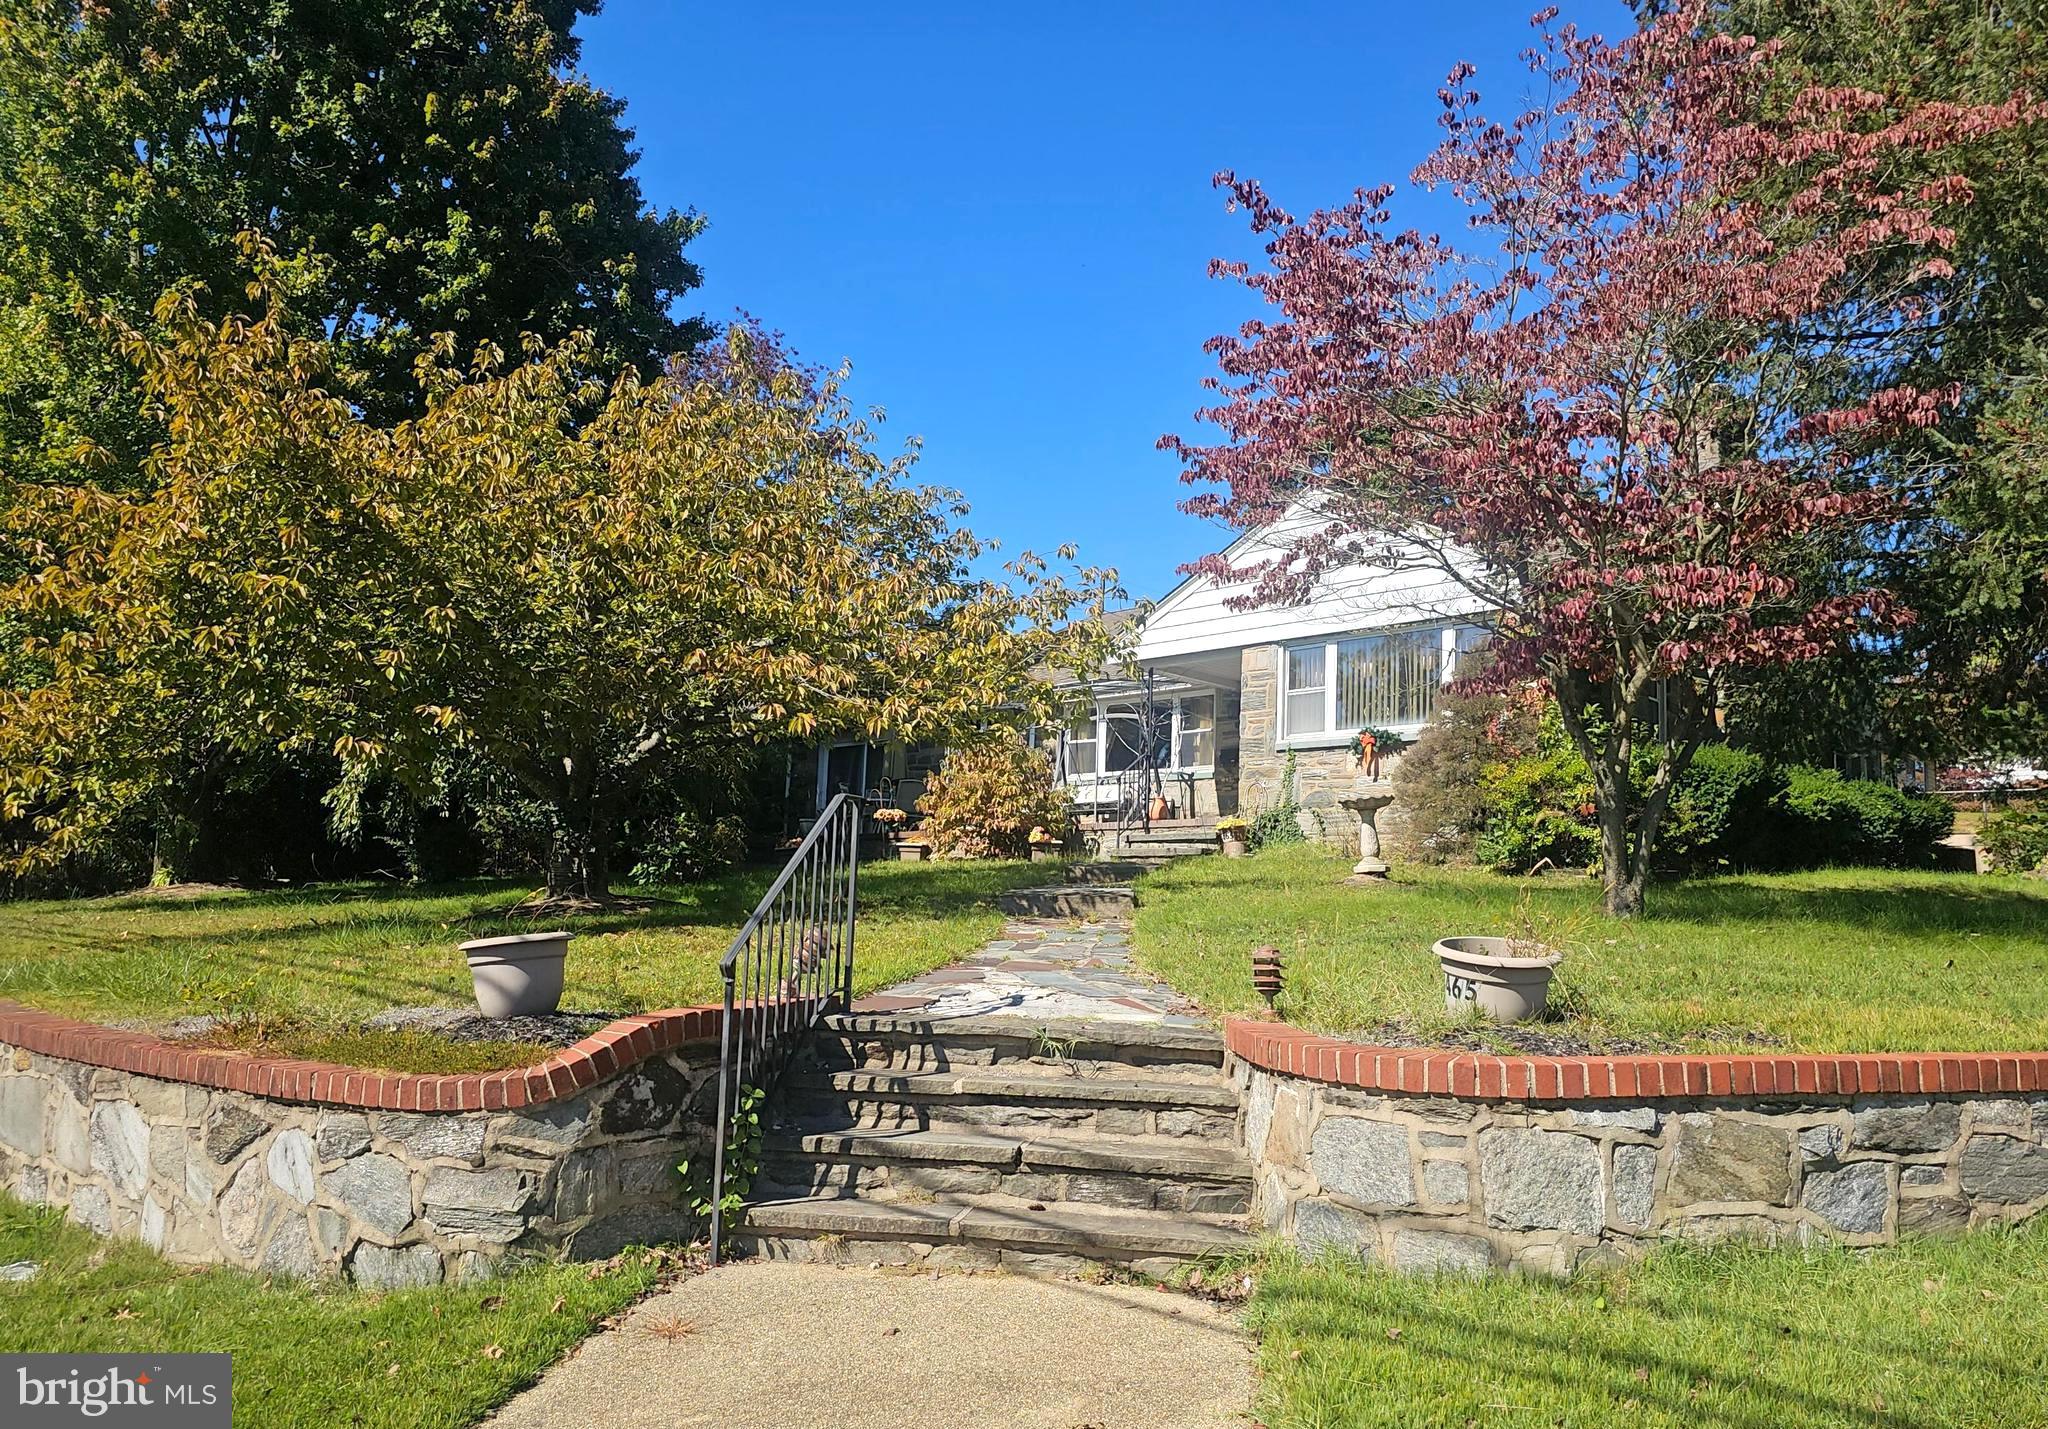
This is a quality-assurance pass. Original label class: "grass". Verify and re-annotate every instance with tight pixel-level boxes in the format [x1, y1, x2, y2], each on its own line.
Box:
[0, 859, 1050, 1072]
[1132, 845, 2048, 1053]
[1243, 1220, 2048, 1428]
[0, 1193, 661, 1428]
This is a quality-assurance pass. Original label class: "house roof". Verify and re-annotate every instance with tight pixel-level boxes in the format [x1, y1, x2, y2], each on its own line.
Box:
[1032, 604, 1144, 689]
[1129, 504, 1493, 664]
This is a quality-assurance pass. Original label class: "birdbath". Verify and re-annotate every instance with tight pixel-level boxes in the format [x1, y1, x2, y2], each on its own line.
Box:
[1339, 783, 1396, 882]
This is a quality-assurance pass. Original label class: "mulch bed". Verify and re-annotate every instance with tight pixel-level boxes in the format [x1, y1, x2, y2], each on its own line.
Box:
[359, 1005, 622, 1048]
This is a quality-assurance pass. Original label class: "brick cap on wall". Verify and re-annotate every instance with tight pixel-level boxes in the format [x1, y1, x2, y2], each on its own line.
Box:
[1224, 1017, 2048, 1101]
[0, 999, 725, 1113]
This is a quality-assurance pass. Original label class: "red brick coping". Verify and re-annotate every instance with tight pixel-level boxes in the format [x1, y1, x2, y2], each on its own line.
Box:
[0, 999, 723, 1113]
[1223, 1018, 2048, 1101]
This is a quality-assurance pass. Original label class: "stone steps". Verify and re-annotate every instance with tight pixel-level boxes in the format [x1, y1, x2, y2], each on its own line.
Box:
[737, 1013, 1253, 1275]
[782, 1064, 1228, 1138]
[994, 885, 1135, 920]
[1060, 860, 1147, 886]
[1099, 833, 1219, 862]
[734, 1193, 1253, 1276]
[757, 1126, 1252, 1214]
[780, 1066, 1240, 1142]
[815, 1012, 1225, 1078]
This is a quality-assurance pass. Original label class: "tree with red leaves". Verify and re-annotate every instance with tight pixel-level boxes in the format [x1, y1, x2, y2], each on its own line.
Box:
[1165, 3, 2035, 915]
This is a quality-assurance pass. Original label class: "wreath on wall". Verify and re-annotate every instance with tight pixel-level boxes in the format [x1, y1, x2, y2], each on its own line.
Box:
[1347, 727, 1410, 766]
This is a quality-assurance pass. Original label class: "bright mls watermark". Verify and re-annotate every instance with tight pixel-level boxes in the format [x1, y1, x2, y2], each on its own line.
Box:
[4, 1356, 230, 1426]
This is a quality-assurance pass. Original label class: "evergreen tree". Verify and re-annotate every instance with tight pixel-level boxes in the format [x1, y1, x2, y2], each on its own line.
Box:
[0, 0, 707, 487]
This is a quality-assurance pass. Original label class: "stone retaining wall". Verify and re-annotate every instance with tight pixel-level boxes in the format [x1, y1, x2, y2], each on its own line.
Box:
[1226, 1019, 2048, 1276]
[0, 1001, 722, 1288]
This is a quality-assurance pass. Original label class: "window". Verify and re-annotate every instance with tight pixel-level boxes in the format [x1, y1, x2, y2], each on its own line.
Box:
[1285, 646, 1328, 736]
[1334, 629, 1441, 728]
[1060, 692, 1217, 780]
[1281, 626, 1464, 742]
[1176, 695, 1215, 769]
[1064, 713, 1099, 778]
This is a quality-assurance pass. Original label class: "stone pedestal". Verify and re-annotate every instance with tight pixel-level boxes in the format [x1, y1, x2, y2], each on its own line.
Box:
[1339, 785, 1396, 881]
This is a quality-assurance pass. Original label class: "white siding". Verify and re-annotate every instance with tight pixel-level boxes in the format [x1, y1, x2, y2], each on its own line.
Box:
[1133, 510, 1494, 664]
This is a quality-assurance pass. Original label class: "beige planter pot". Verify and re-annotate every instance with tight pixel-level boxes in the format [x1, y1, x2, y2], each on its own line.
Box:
[1435, 936, 1560, 1023]
[1220, 837, 1248, 858]
[897, 843, 931, 862]
[462, 931, 570, 1017]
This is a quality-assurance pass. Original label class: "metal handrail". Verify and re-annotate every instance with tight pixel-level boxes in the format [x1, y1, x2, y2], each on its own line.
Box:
[708, 792, 864, 1264]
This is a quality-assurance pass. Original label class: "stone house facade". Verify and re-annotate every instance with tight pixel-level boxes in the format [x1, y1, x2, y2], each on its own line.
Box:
[1054, 506, 1488, 846]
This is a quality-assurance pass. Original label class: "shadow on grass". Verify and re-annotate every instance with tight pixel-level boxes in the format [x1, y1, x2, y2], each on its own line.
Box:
[1647, 873, 2048, 940]
[1256, 1235, 2045, 1429]
[0, 858, 1047, 1024]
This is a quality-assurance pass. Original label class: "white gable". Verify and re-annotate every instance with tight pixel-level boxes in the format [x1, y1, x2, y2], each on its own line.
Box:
[1132, 506, 1494, 663]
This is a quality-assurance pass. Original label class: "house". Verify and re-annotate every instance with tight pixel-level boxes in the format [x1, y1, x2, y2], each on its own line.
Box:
[1055, 508, 1492, 846]
[787, 506, 1492, 849]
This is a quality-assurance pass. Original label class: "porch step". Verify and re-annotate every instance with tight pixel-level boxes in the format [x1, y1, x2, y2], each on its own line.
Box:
[781, 1066, 1240, 1143]
[1062, 860, 1145, 886]
[1114, 825, 1218, 847]
[1100, 842, 1217, 863]
[814, 1012, 1225, 1078]
[734, 1194, 1252, 1275]
[994, 884, 1134, 920]
[1098, 826, 1220, 863]
[756, 1127, 1252, 1215]
[736, 1011, 1253, 1276]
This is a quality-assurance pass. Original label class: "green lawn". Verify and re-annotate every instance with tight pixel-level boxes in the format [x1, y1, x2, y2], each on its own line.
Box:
[1245, 1220, 2048, 1428]
[1132, 845, 2048, 1053]
[0, 859, 1048, 1071]
[0, 1193, 659, 1428]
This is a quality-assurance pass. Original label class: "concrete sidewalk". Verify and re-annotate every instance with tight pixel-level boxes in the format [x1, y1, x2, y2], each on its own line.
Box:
[487, 1260, 1251, 1429]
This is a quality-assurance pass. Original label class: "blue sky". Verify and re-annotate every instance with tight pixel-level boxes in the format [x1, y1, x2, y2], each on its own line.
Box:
[577, 1, 1630, 601]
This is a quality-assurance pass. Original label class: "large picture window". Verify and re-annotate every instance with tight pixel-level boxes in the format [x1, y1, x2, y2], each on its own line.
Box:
[1060, 692, 1219, 782]
[1279, 624, 1484, 743]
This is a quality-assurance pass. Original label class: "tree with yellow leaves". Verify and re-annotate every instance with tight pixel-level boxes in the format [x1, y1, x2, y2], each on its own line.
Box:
[2, 288, 1118, 902]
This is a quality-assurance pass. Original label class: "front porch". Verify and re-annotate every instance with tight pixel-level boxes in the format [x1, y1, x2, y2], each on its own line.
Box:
[1054, 649, 1244, 822]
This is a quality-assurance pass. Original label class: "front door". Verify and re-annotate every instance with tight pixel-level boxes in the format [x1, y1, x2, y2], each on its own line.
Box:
[821, 742, 870, 807]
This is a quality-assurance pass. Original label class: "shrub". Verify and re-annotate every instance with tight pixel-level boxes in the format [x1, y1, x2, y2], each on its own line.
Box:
[1248, 751, 1310, 850]
[915, 742, 1072, 859]
[1391, 683, 1950, 874]
[1391, 686, 1544, 862]
[1471, 747, 1600, 873]
[629, 811, 750, 884]
[1782, 766, 1951, 867]
[1980, 802, 2048, 875]
[1655, 744, 1786, 874]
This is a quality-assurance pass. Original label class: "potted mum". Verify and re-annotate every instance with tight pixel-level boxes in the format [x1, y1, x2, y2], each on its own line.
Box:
[1216, 816, 1251, 858]
[1028, 825, 1061, 862]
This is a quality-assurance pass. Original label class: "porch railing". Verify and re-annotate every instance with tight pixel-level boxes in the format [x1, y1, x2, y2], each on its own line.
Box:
[708, 792, 863, 1265]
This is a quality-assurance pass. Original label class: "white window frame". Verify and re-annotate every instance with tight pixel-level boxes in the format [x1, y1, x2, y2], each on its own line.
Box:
[1061, 691, 1218, 784]
[1276, 625, 1463, 749]
[815, 739, 871, 809]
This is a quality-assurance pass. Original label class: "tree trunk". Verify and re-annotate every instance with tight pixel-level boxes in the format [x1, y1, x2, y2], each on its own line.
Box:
[152, 750, 225, 886]
[1596, 800, 1644, 917]
[545, 828, 611, 901]
[544, 777, 612, 902]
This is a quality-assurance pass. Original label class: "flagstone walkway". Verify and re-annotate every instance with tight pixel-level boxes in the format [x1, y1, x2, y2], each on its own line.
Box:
[849, 917, 1209, 1027]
